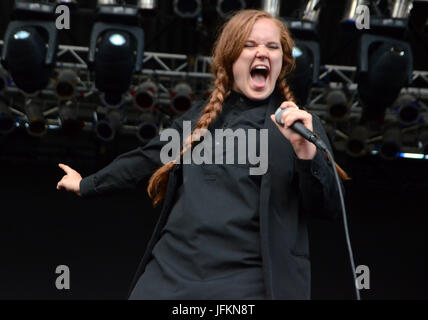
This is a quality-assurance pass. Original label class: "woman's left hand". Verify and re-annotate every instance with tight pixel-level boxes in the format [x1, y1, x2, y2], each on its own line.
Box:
[270, 101, 317, 160]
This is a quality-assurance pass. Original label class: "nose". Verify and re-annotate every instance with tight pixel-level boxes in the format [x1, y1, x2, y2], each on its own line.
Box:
[255, 45, 268, 59]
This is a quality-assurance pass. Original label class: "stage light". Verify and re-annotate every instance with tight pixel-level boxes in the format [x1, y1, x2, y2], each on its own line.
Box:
[216, 0, 246, 19]
[56, 0, 78, 10]
[173, 0, 201, 18]
[346, 125, 368, 157]
[1, 2, 58, 94]
[261, 0, 280, 17]
[171, 82, 194, 114]
[88, 2, 144, 108]
[302, 0, 322, 24]
[393, 94, 421, 126]
[134, 80, 158, 111]
[326, 89, 351, 121]
[95, 110, 122, 142]
[0, 67, 8, 93]
[0, 99, 15, 135]
[380, 125, 402, 160]
[25, 101, 47, 137]
[137, 0, 157, 12]
[58, 102, 83, 137]
[390, 0, 414, 19]
[357, 34, 413, 124]
[288, 41, 320, 106]
[55, 70, 78, 100]
[418, 126, 428, 154]
[137, 112, 158, 143]
[342, 0, 370, 25]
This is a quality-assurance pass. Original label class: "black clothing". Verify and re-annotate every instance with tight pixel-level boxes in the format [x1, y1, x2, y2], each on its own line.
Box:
[80, 89, 343, 299]
[129, 91, 267, 299]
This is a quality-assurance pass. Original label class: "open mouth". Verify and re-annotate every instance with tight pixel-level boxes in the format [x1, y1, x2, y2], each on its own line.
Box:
[250, 65, 270, 88]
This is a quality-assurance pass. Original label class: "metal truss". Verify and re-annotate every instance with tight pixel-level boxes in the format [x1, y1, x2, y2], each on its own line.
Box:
[2, 41, 428, 155]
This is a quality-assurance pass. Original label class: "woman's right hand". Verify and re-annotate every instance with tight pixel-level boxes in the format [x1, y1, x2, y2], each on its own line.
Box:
[57, 163, 83, 196]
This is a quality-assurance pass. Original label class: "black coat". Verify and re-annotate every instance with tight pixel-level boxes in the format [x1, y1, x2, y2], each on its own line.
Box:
[80, 91, 343, 299]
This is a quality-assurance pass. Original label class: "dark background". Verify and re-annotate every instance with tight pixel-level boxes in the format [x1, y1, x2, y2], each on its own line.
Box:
[0, 0, 428, 299]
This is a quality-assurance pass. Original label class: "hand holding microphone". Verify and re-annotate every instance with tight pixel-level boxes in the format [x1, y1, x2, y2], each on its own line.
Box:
[270, 102, 327, 158]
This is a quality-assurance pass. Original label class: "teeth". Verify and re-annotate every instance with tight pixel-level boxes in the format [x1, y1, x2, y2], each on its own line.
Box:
[254, 66, 268, 71]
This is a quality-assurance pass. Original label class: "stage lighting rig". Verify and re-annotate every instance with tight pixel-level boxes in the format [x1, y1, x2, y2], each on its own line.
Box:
[0, 67, 8, 94]
[170, 82, 194, 114]
[288, 41, 320, 106]
[55, 70, 78, 100]
[133, 80, 158, 111]
[88, 0, 144, 108]
[25, 100, 47, 137]
[0, 98, 15, 135]
[137, 111, 159, 143]
[1, 1, 58, 94]
[346, 125, 369, 157]
[357, 34, 413, 125]
[326, 89, 351, 122]
[380, 124, 402, 159]
[216, 0, 246, 19]
[95, 109, 122, 142]
[261, 0, 280, 17]
[173, 0, 202, 18]
[393, 93, 422, 126]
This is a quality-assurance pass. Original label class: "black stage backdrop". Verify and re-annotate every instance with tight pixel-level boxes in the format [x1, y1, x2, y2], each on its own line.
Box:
[0, 130, 427, 300]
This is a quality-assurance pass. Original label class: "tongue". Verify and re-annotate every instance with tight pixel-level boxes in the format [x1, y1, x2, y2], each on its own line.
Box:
[252, 73, 266, 86]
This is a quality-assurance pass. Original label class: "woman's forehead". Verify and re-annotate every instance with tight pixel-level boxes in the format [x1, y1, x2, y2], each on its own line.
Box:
[247, 18, 280, 42]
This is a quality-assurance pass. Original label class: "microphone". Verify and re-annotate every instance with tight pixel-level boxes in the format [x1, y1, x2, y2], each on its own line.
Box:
[274, 107, 327, 151]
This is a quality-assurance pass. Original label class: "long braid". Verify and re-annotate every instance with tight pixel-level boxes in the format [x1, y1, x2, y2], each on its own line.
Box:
[147, 67, 229, 207]
[278, 77, 351, 181]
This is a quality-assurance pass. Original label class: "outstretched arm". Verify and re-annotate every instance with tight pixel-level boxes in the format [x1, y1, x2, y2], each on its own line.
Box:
[57, 103, 204, 197]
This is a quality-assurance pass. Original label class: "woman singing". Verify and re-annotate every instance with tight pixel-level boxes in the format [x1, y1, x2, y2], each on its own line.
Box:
[57, 9, 346, 300]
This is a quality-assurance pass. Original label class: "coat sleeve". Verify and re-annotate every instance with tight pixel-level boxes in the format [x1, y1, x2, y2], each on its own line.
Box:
[79, 104, 204, 197]
[294, 113, 344, 220]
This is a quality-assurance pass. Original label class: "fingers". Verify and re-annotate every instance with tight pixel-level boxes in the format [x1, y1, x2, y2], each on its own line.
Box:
[281, 109, 313, 131]
[58, 163, 72, 173]
[279, 101, 299, 110]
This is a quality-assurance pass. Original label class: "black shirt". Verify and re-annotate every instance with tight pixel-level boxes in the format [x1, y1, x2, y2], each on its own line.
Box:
[129, 91, 269, 299]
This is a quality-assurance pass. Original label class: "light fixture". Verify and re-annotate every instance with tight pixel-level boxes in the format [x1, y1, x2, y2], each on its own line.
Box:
[170, 82, 194, 114]
[0, 67, 8, 93]
[326, 89, 350, 121]
[58, 102, 83, 137]
[393, 93, 421, 126]
[216, 0, 246, 19]
[88, 1, 144, 108]
[380, 124, 402, 160]
[137, 0, 158, 13]
[0, 98, 15, 135]
[1, 2, 58, 94]
[95, 109, 122, 142]
[346, 125, 368, 157]
[137, 112, 158, 143]
[302, 0, 322, 24]
[55, 70, 78, 100]
[418, 125, 428, 154]
[357, 34, 413, 125]
[173, 0, 201, 18]
[288, 41, 320, 106]
[133, 80, 158, 111]
[25, 101, 47, 137]
[261, 0, 280, 18]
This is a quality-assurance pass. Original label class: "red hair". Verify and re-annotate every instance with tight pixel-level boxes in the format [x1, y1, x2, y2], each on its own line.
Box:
[147, 10, 348, 207]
